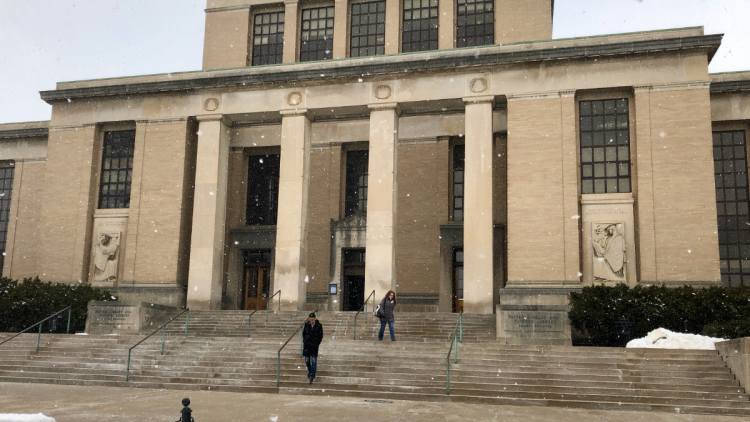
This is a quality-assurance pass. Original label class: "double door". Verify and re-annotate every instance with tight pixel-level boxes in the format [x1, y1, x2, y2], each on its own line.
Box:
[242, 250, 272, 310]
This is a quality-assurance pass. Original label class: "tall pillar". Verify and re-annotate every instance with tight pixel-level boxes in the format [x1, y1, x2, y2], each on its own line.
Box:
[332, 0, 348, 59]
[438, 0, 454, 49]
[283, 0, 300, 63]
[633, 85, 658, 283]
[274, 110, 312, 310]
[463, 96, 494, 314]
[187, 115, 230, 310]
[384, 0, 400, 54]
[365, 103, 399, 300]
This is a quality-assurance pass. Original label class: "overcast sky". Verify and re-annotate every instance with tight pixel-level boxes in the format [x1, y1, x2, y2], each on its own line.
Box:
[0, 0, 748, 124]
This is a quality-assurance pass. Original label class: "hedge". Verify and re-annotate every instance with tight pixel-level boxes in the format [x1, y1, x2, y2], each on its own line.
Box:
[568, 284, 750, 347]
[0, 277, 116, 333]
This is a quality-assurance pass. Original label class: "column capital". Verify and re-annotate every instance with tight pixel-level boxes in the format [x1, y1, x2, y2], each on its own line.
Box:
[280, 108, 313, 120]
[368, 102, 402, 115]
[559, 89, 576, 98]
[195, 113, 230, 125]
[284, 0, 298, 5]
[463, 95, 495, 105]
[633, 84, 652, 92]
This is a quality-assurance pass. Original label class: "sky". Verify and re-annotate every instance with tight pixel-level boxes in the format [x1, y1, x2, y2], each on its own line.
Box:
[0, 0, 748, 124]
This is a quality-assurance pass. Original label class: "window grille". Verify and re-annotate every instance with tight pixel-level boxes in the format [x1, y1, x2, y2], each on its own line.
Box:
[345, 150, 369, 217]
[350, 1, 386, 57]
[713, 130, 750, 287]
[402, 0, 438, 53]
[252, 12, 285, 66]
[98, 130, 135, 209]
[452, 144, 465, 222]
[0, 165, 14, 277]
[579, 99, 632, 194]
[456, 0, 494, 47]
[246, 154, 280, 225]
[300, 6, 334, 62]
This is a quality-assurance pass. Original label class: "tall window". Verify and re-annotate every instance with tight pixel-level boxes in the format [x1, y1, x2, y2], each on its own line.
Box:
[452, 144, 465, 221]
[456, 0, 494, 47]
[246, 154, 280, 225]
[300, 6, 334, 62]
[579, 99, 631, 194]
[0, 165, 14, 277]
[402, 0, 438, 53]
[345, 150, 368, 216]
[350, 1, 386, 57]
[713, 130, 750, 287]
[98, 130, 135, 209]
[252, 12, 285, 66]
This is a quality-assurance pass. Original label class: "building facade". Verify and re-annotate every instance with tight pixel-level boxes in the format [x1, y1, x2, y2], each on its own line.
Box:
[1, 0, 749, 323]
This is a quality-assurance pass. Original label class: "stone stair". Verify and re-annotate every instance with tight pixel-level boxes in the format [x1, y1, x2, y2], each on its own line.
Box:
[1, 313, 750, 417]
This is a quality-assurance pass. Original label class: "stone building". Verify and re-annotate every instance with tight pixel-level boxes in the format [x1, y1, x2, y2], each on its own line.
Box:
[1, 0, 750, 333]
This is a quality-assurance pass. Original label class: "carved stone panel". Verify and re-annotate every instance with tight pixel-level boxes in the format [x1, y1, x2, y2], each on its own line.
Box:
[90, 211, 128, 287]
[581, 194, 636, 287]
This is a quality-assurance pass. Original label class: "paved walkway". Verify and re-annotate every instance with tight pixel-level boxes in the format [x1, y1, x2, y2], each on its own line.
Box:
[0, 383, 744, 422]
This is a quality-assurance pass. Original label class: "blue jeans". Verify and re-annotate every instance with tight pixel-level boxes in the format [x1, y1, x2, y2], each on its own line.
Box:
[379, 321, 395, 341]
[305, 356, 317, 379]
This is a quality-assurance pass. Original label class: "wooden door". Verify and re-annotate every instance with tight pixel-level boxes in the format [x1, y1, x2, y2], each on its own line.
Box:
[243, 267, 270, 310]
[453, 249, 464, 313]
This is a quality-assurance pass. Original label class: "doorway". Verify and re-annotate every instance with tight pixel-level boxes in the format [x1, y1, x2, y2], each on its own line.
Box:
[452, 248, 464, 313]
[242, 250, 272, 310]
[342, 248, 366, 311]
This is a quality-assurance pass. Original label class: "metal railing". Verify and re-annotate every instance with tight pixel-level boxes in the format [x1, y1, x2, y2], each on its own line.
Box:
[352, 290, 376, 340]
[126, 308, 189, 381]
[247, 309, 259, 337]
[266, 290, 281, 322]
[276, 310, 317, 387]
[446, 312, 462, 395]
[0, 306, 72, 352]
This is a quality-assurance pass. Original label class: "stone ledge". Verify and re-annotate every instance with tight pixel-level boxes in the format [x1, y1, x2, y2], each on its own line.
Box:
[0, 127, 49, 140]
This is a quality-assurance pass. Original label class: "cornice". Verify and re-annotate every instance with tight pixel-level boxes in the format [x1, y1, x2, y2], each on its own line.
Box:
[0, 127, 49, 140]
[711, 80, 750, 94]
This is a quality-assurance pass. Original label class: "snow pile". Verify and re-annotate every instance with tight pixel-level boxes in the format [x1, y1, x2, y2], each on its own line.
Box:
[626, 328, 727, 350]
[0, 414, 56, 422]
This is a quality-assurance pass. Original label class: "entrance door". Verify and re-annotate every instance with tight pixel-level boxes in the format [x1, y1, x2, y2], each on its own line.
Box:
[453, 249, 464, 313]
[343, 249, 366, 311]
[242, 250, 272, 310]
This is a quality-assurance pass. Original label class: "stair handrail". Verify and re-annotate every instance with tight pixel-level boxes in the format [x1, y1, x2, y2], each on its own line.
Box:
[0, 306, 72, 351]
[276, 309, 318, 387]
[446, 311, 462, 395]
[266, 290, 281, 322]
[125, 308, 189, 381]
[352, 290, 376, 340]
[247, 309, 260, 337]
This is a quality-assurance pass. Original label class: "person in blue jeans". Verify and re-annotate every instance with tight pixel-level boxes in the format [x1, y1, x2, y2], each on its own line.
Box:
[302, 312, 323, 383]
[377, 291, 397, 341]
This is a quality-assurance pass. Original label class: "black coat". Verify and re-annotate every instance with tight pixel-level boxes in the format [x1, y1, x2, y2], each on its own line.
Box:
[302, 320, 323, 357]
[379, 298, 395, 323]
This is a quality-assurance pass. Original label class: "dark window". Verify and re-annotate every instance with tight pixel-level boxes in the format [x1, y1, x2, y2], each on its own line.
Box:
[452, 144, 465, 221]
[0, 165, 14, 277]
[300, 6, 334, 62]
[252, 12, 285, 66]
[350, 1, 386, 57]
[402, 0, 438, 53]
[246, 154, 280, 225]
[579, 99, 632, 194]
[345, 150, 368, 217]
[98, 130, 135, 209]
[713, 130, 750, 287]
[456, 0, 493, 47]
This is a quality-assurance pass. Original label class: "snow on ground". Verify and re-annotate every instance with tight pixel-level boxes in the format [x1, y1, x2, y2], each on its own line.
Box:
[626, 328, 727, 350]
[0, 414, 56, 422]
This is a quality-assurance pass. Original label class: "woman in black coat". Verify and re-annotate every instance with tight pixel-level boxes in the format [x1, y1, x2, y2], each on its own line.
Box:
[302, 313, 323, 383]
[377, 290, 396, 341]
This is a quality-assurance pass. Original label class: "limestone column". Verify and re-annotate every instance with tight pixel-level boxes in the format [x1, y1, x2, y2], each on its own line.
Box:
[560, 91, 582, 283]
[633, 85, 658, 283]
[332, 0, 348, 59]
[365, 103, 399, 300]
[187, 115, 230, 310]
[384, 0, 400, 54]
[283, 0, 300, 63]
[463, 96, 494, 314]
[274, 110, 312, 310]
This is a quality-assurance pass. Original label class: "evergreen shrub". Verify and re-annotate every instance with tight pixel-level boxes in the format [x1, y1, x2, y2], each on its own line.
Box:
[568, 283, 750, 346]
[0, 277, 116, 333]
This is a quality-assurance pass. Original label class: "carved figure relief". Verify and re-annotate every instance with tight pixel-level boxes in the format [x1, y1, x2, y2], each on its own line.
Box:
[592, 223, 626, 282]
[93, 232, 121, 283]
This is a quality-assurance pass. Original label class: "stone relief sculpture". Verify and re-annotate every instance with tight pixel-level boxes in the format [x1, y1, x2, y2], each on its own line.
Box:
[93, 232, 120, 283]
[592, 223, 626, 282]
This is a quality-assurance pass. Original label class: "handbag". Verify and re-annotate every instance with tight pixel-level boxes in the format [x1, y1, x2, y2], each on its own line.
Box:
[373, 304, 382, 318]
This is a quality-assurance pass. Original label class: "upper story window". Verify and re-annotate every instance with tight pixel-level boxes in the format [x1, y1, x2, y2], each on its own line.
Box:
[344, 150, 369, 216]
[402, 0, 438, 53]
[579, 99, 631, 194]
[712, 130, 750, 287]
[98, 130, 135, 209]
[456, 0, 494, 47]
[452, 144, 465, 221]
[350, 1, 386, 57]
[0, 164, 14, 277]
[252, 12, 285, 66]
[246, 154, 280, 225]
[300, 6, 334, 62]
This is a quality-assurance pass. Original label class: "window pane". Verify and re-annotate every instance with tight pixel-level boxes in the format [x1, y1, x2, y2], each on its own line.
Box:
[246, 154, 281, 225]
[345, 150, 369, 216]
[300, 7, 334, 62]
[456, 0, 493, 47]
[252, 12, 285, 65]
[403, 0, 438, 52]
[98, 130, 135, 209]
[452, 144, 465, 221]
[350, 1, 386, 57]
[579, 99, 631, 193]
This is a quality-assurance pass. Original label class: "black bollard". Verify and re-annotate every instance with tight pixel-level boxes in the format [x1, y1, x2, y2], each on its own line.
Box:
[176, 397, 193, 422]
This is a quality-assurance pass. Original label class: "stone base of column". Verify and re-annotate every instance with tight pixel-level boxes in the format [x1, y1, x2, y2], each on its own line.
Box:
[496, 288, 579, 345]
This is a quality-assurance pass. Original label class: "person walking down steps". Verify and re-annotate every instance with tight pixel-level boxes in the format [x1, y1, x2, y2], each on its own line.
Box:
[302, 312, 323, 384]
[377, 291, 397, 341]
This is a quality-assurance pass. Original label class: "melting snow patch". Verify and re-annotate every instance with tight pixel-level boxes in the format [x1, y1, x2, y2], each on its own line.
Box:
[626, 328, 726, 350]
[0, 414, 56, 422]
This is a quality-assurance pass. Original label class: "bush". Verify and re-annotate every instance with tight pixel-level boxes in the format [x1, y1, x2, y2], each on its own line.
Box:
[569, 284, 750, 346]
[0, 277, 116, 333]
